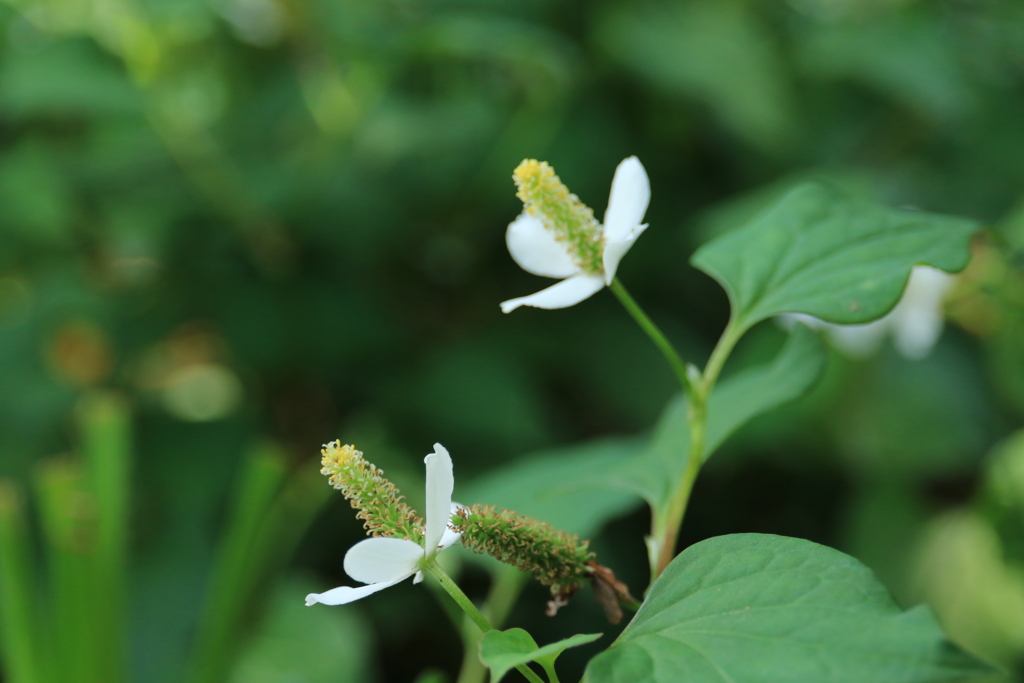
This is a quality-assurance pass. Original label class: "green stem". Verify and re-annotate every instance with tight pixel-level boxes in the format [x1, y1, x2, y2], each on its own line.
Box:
[188, 446, 287, 683]
[609, 279, 694, 398]
[36, 460, 102, 683]
[424, 563, 545, 683]
[652, 318, 744, 578]
[540, 661, 561, 683]
[456, 566, 526, 683]
[700, 317, 744, 394]
[78, 393, 130, 683]
[0, 483, 40, 683]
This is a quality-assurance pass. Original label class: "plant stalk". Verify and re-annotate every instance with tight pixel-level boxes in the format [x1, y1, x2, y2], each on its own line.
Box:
[609, 279, 695, 399]
[424, 563, 545, 683]
[652, 318, 743, 576]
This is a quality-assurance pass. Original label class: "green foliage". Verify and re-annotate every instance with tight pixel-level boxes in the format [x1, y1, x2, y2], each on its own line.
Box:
[465, 439, 644, 540]
[628, 325, 827, 513]
[479, 628, 601, 683]
[0, 0, 1021, 679]
[584, 534, 996, 683]
[467, 327, 826, 544]
[912, 431, 1024, 674]
[691, 183, 978, 331]
[596, 0, 796, 151]
[229, 580, 375, 683]
[0, 484, 39, 683]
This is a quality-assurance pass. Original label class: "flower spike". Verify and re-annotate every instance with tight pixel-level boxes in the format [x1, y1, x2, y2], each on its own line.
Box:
[453, 504, 637, 622]
[501, 156, 650, 313]
[305, 443, 464, 607]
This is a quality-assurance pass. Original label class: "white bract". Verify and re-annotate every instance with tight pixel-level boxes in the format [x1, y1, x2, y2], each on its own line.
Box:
[781, 265, 956, 360]
[305, 443, 463, 606]
[500, 156, 650, 313]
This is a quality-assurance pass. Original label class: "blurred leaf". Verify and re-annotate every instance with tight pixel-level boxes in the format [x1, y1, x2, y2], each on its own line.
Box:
[914, 511, 1024, 671]
[706, 325, 827, 457]
[229, 578, 374, 683]
[0, 142, 74, 245]
[0, 39, 142, 117]
[0, 482, 41, 683]
[464, 438, 645, 539]
[691, 183, 977, 332]
[585, 534, 995, 683]
[35, 459, 104, 683]
[628, 325, 827, 512]
[77, 392, 130, 682]
[479, 628, 601, 683]
[387, 345, 551, 456]
[411, 16, 580, 97]
[798, 15, 974, 125]
[468, 327, 825, 540]
[832, 346, 989, 479]
[189, 445, 332, 683]
[596, 0, 797, 150]
[982, 430, 1024, 565]
[840, 480, 929, 605]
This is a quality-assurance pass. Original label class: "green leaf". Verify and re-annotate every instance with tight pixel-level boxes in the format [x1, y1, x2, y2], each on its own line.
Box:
[479, 628, 602, 683]
[705, 324, 827, 456]
[464, 438, 645, 539]
[584, 534, 996, 683]
[229, 578, 374, 683]
[628, 326, 827, 513]
[595, 0, 797, 150]
[466, 329, 826, 537]
[691, 183, 977, 331]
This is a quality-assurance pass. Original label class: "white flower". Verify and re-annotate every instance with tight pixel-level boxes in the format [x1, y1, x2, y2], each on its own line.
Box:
[500, 156, 651, 313]
[781, 265, 956, 360]
[305, 443, 463, 606]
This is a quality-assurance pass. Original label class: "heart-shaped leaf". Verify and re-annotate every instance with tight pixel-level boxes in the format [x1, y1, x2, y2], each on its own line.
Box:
[584, 534, 996, 683]
[691, 183, 977, 331]
[479, 628, 602, 683]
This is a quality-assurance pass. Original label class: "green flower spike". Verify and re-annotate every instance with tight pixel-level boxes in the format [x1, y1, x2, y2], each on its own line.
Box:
[318, 440, 422, 542]
[454, 504, 637, 623]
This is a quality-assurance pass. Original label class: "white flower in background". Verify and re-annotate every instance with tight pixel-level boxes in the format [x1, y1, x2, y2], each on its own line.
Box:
[781, 265, 956, 360]
[500, 156, 650, 313]
[305, 444, 463, 606]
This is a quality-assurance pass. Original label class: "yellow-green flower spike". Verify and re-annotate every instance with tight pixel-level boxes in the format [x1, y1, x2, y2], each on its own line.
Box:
[513, 159, 605, 274]
[454, 504, 594, 599]
[319, 441, 422, 543]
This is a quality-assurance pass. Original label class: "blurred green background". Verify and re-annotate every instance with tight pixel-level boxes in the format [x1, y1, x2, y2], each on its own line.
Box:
[1, 0, 1024, 681]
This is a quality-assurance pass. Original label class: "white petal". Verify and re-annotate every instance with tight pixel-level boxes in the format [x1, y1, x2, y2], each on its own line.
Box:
[601, 225, 647, 285]
[882, 266, 953, 359]
[423, 444, 455, 557]
[827, 319, 889, 358]
[892, 305, 944, 360]
[500, 273, 606, 313]
[776, 313, 826, 332]
[439, 502, 466, 550]
[413, 571, 424, 584]
[506, 212, 579, 278]
[602, 157, 650, 243]
[901, 266, 955, 309]
[343, 537, 424, 585]
[305, 575, 408, 606]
